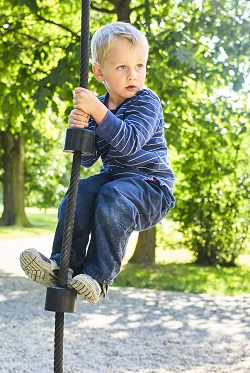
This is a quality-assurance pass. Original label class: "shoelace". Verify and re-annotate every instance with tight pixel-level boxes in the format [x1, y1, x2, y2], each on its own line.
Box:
[100, 283, 109, 298]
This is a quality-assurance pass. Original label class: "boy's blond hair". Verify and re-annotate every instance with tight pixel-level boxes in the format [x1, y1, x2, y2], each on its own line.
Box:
[91, 22, 149, 66]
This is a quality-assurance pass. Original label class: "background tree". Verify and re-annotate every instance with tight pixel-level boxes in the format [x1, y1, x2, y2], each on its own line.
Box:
[0, 0, 79, 224]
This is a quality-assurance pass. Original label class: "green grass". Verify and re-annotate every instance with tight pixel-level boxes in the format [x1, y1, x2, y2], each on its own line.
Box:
[0, 207, 57, 239]
[115, 262, 250, 296]
[0, 208, 249, 296]
[116, 230, 250, 296]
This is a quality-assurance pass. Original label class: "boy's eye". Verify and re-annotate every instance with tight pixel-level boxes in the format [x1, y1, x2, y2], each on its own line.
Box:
[136, 64, 143, 69]
[117, 65, 126, 70]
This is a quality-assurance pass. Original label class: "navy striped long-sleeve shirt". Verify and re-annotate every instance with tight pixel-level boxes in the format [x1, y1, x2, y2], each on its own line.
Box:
[81, 88, 175, 194]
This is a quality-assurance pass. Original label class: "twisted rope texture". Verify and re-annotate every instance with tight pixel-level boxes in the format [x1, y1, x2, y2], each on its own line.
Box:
[80, 0, 90, 88]
[54, 313, 64, 373]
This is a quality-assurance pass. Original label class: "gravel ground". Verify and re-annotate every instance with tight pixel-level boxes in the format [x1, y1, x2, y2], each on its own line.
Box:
[0, 235, 250, 373]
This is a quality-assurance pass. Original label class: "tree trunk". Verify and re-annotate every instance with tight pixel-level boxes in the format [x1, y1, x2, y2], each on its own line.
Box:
[129, 226, 156, 265]
[0, 132, 31, 226]
[112, 0, 131, 22]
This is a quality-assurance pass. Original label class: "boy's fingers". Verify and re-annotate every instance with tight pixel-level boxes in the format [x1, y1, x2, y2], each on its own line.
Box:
[71, 109, 89, 118]
[73, 116, 88, 123]
[70, 125, 89, 129]
[69, 112, 89, 120]
[74, 87, 85, 94]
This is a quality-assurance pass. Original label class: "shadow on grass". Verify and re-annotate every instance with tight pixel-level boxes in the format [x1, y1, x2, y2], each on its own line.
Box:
[115, 262, 250, 296]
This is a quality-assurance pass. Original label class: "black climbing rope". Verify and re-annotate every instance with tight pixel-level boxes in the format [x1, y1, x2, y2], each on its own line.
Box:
[79, 0, 90, 89]
[54, 151, 81, 373]
[44, 1, 93, 373]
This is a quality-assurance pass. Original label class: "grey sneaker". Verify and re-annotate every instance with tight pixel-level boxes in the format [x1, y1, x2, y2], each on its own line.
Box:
[71, 274, 108, 305]
[19, 248, 73, 288]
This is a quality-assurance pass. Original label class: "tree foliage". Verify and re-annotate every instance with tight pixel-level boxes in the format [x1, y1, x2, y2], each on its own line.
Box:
[138, 0, 250, 265]
[172, 95, 249, 265]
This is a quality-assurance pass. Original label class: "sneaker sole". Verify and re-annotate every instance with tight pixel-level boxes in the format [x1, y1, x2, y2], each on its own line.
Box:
[20, 249, 58, 287]
[71, 275, 101, 305]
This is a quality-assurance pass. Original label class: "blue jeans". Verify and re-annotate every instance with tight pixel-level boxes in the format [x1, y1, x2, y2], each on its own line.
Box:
[51, 173, 174, 285]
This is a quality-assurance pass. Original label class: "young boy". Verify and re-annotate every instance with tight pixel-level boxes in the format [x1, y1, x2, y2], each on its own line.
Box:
[20, 21, 175, 305]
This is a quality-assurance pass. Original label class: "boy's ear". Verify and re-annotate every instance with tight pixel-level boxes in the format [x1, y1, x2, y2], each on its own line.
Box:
[92, 64, 104, 82]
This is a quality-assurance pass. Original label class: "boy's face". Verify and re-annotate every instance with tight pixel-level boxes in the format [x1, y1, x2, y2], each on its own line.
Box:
[93, 39, 148, 108]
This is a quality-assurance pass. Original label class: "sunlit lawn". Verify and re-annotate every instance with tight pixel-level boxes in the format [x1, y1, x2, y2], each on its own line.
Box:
[0, 207, 249, 296]
[0, 207, 58, 239]
[115, 260, 250, 296]
[118, 228, 250, 296]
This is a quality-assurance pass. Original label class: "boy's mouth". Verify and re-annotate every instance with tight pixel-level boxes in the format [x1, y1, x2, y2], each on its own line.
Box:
[125, 85, 137, 91]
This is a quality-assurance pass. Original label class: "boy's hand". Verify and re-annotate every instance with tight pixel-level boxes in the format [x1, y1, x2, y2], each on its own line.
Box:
[68, 109, 90, 128]
[73, 87, 100, 115]
[73, 87, 108, 125]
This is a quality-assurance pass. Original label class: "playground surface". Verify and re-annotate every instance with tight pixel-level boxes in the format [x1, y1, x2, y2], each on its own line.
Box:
[0, 234, 250, 372]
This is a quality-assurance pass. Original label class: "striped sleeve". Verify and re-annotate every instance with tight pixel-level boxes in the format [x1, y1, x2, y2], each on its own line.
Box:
[95, 90, 161, 156]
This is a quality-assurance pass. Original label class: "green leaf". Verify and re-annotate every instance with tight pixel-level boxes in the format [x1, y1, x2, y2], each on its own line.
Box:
[233, 74, 245, 91]
[175, 47, 196, 68]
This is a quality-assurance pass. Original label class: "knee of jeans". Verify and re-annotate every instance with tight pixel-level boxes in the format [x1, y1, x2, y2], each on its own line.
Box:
[96, 186, 136, 228]
[58, 196, 68, 220]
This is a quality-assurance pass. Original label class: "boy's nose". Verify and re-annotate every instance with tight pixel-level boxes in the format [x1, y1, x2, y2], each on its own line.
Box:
[127, 69, 136, 80]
